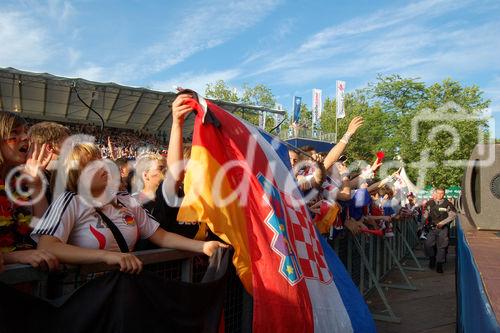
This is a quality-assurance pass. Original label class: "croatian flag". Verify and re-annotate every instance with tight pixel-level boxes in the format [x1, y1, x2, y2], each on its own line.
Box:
[178, 91, 375, 333]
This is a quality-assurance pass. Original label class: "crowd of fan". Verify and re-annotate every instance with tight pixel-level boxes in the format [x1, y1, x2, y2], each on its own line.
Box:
[287, 117, 424, 240]
[24, 118, 167, 158]
[0, 93, 225, 274]
[0, 92, 453, 276]
[289, 124, 456, 272]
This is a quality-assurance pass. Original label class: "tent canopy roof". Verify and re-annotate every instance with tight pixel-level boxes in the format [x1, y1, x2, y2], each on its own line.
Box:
[0, 67, 285, 137]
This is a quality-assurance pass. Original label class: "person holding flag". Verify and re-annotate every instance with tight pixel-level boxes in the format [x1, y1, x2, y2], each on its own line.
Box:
[174, 89, 376, 332]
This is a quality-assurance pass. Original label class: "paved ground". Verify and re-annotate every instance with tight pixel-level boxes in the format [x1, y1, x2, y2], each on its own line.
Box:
[366, 245, 456, 333]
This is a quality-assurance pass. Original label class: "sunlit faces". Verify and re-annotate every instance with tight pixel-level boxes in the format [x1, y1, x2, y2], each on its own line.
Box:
[89, 165, 109, 194]
[144, 160, 166, 189]
[0, 125, 29, 165]
[288, 150, 299, 168]
[435, 189, 445, 201]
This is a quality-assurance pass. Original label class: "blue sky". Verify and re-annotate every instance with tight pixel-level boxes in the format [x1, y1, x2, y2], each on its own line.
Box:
[1, 0, 499, 137]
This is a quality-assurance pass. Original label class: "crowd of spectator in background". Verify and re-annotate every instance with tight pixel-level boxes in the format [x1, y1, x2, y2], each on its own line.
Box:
[24, 118, 167, 159]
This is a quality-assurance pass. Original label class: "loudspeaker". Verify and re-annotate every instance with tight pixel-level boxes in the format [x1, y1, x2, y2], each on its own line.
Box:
[462, 144, 500, 230]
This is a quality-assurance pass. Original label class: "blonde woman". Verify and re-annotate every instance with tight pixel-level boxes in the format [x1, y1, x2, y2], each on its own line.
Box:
[32, 142, 227, 274]
[132, 153, 166, 211]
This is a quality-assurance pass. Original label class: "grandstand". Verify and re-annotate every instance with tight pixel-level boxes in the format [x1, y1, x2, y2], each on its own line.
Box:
[0, 67, 285, 141]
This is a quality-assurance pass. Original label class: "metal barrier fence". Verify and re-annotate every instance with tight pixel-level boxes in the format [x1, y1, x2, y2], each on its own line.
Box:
[329, 217, 424, 323]
[0, 249, 252, 333]
[1, 218, 424, 329]
[330, 217, 420, 295]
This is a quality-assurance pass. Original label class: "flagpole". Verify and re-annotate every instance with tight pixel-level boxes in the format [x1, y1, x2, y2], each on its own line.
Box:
[335, 116, 338, 143]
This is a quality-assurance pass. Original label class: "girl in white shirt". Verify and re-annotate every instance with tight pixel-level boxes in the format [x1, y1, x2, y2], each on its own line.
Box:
[32, 142, 227, 274]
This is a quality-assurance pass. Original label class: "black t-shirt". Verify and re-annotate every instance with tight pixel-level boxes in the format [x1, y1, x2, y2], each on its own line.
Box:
[149, 181, 200, 239]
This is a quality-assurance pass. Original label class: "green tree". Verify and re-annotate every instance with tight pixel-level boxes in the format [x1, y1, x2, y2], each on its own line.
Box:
[205, 80, 239, 103]
[241, 83, 276, 108]
[321, 92, 394, 162]
[204, 80, 279, 128]
[320, 75, 491, 187]
[400, 78, 490, 187]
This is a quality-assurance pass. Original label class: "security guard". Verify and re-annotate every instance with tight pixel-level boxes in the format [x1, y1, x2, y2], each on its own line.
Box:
[423, 187, 457, 273]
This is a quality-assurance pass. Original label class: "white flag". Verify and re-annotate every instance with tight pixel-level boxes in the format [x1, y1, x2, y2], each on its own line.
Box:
[312, 89, 322, 126]
[259, 111, 266, 129]
[336, 81, 345, 119]
[274, 103, 283, 133]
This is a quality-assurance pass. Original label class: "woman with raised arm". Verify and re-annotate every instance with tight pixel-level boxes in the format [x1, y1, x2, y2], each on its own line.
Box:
[149, 93, 207, 240]
[0, 111, 59, 271]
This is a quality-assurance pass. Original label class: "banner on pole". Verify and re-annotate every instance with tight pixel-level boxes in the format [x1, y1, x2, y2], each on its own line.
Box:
[336, 81, 345, 119]
[312, 89, 322, 133]
[292, 96, 302, 124]
[274, 104, 283, 134]
[259, 111, 267, 129]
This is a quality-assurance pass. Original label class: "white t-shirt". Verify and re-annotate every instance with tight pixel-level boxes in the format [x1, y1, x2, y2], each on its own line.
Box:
[31, 191, 159, 252]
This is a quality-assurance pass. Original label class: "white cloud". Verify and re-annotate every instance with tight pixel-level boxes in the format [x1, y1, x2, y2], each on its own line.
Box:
[0, 11, 52, 68]
[484, 76, 500, 115]
[150, 69, 241, 94]
[248, 3, 500, 87]
[241, 17, 295, 65]
[67, 48, 81, 67]
[73, 64, 106, 81]
[98, 0, 282, 83]
[47, 0, 75, 22]
[251, 0, 472, 77]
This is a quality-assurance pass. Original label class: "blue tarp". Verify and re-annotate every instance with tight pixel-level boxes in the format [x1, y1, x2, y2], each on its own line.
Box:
[285, 138, 334, 153]
[456, 219, 500, 333]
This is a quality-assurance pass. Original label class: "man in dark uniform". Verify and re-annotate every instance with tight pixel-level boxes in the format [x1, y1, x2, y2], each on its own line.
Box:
[423, 187, 457, 273]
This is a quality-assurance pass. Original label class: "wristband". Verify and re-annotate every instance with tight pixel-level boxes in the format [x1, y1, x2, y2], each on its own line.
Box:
[340, 132, 352, 145]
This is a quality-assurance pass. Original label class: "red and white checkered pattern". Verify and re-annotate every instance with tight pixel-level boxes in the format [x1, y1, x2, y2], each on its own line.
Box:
[283, 195, 332, 284]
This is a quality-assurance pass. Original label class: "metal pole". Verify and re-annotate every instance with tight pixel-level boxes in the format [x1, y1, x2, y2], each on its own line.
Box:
[335, 116, 338, 143]
[352, 236, 401, 323]
[379, 239, 417, 291]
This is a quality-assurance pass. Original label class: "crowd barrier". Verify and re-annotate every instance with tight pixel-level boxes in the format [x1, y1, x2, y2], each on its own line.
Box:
[0, 249, 253, 333]
[329, 217, 432, 323]
[1, 217, 426, 330]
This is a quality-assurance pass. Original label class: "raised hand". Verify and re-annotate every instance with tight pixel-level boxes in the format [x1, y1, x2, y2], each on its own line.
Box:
[172, 94, 195, 126]
[346, 116, 364, 135]
[107, 136, 116, 160]
[24, 143, 52, 186]
[371, 158, 383, 173]
[312, 153, 324, 163]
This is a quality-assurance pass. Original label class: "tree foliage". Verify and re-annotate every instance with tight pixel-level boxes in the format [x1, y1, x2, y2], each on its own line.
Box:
[204, 80, 278, 129]
[205, 80, 239, 103]
[204, 76, 492, 188]
[321, 75, 491, 187]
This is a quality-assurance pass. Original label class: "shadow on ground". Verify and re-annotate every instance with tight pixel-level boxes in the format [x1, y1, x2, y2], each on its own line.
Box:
[366, 245, 456, 333]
